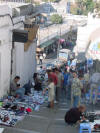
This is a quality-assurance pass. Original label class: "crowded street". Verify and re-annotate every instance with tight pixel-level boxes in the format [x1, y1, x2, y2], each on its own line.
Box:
[0, 0, 100, 133]
[0, 51, 99, 133]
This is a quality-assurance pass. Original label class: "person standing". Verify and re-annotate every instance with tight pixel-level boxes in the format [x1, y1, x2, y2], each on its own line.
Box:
[43, 78, 55, 108]
[10, 76, 20, 96]
[39, 55, 43, 65]
[89, 73, 100, 104]
[84, 71, 90, 93]
[55, 68, 64, 102]
[62, 69, 69, 100]
[71, 72, 83, 107]
[43, 53, 46, 59]
[47, 69, 58, 102]
[47, 69, 58, 87]
[67, 69, 73, 100]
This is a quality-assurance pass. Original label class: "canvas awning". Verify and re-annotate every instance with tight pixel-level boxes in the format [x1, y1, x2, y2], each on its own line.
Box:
[24, 25, 39, 51]
[39, 39, 55, 49]
[39, 36, 59, 49]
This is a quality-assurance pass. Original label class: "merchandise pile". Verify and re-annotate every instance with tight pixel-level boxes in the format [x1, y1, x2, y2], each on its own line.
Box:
[0, 91, 48, 127]
[82, 111, 100, 132]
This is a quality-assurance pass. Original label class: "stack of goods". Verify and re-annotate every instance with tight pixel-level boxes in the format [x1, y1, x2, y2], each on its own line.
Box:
[0, 109, 23, 126]
[84, 112, 100, 132]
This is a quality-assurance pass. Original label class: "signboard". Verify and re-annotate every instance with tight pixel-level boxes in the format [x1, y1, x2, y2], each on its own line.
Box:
[66, 2, 70, 13]
[89, 40, 100, 55]
[59, 52, 68, 61]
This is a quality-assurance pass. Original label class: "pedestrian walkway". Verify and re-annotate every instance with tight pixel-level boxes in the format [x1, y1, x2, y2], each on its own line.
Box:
[1, 102, 79, 133]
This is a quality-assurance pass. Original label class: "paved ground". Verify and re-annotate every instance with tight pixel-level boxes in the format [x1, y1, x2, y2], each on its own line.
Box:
[0, 100, 79, 133]
[1, 98, 100, 133]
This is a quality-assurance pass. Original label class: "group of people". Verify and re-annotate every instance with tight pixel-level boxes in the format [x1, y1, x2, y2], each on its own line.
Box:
[41, 60, 91, 109]
[10, 73, 42, 99]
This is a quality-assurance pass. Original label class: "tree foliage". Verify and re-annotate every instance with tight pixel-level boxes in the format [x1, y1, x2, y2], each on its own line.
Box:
[50, 14, 63, 24]
[71, 0, 95, 15]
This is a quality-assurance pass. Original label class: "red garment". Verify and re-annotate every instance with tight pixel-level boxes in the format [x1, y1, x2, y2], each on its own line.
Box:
[26, 108, 32, 112]
[48, 72, 58, 85]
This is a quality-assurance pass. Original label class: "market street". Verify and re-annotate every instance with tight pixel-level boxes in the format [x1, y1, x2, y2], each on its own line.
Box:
[1, 100, 100, 133]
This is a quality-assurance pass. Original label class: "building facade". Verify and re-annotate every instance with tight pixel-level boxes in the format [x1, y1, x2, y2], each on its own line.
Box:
[0, 5, 12, 97]
[0, 3, 38, 97]
[74, 13, 100, 61]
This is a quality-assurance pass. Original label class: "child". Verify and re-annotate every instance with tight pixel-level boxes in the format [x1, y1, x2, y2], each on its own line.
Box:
[43, 78, 55, 108]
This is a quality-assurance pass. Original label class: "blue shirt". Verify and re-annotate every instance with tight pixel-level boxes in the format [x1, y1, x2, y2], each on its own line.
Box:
[63, 73, 69, 85]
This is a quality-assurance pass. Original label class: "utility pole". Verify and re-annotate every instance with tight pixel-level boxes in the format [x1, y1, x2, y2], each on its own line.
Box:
[57, 25, 61, 62]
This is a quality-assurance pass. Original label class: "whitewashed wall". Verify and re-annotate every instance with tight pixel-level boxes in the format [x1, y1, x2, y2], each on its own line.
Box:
[14, 42, 37, 87]
[12, 21, 37, 87]
[0, 5, 12, 97]
[74, 14, 100, 57]
[0, 4, 37, 98]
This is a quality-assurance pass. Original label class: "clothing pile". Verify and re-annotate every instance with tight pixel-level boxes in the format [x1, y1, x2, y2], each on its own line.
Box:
[14, 91, 48, 111]
[0, 91, 48, 126]
[84, 112, 100, 132]
[0, 109, 24, 126]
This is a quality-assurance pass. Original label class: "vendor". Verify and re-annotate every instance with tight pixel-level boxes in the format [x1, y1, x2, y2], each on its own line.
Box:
[33, 73, 42, 91]
[65, 105, 86, 124]
[16, 84, 25, 99]
[10, 76, 20, 96]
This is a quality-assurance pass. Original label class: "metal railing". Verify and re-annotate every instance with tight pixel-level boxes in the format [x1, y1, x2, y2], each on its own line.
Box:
[0, 0, 32, 3]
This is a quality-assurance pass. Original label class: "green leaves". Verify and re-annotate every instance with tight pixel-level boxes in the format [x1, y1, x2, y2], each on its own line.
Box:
[50, 14, 63, 24]
[71, 0, 95, 15]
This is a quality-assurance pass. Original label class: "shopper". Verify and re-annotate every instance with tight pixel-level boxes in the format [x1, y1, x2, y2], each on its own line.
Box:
[62, 69, 69, 99]
[43, 78, 55, 108]
[47, 69, 58, 87]
[71, 71, 83, 107]
[39, 55, 43, 65]
[55, 68, 64, 102]
[84, 71, 90, 93]
[89, 73, 100, 104]
[67, 69, 73, 100]
[43, 53, 46, 59]
[47, 69, 58, 102]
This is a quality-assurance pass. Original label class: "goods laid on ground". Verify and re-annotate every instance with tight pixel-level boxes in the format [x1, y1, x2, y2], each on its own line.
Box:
[80, 112, 100, 132]
[0, 91, 48, 127]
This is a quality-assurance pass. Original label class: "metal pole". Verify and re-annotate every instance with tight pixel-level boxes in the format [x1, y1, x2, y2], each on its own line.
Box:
[57, 25, 61, 62]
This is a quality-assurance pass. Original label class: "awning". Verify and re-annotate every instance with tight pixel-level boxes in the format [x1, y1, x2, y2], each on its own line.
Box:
[24, 25, 39, 51]
[40, 36, 59, 49]
[40, 39, 55, 49]
[41, 13, 48, 17]
[54, 36, 59, 40]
